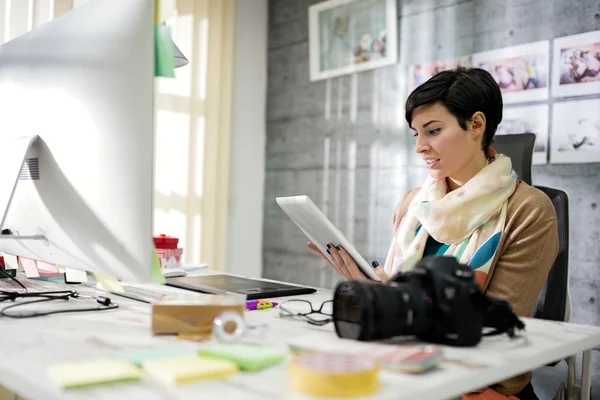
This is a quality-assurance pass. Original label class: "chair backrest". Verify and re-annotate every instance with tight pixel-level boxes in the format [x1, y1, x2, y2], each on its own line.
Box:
[532, 186, 570, 323]
[491, 133, 536, 185]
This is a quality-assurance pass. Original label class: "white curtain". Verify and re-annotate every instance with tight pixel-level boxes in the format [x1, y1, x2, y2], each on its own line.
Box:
[0, 0, 236, 269]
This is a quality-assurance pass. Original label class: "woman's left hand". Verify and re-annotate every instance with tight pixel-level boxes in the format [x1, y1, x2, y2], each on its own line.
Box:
[327, 244, 391, 282]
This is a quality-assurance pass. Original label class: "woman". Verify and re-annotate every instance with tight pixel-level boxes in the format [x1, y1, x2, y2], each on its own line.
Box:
[308, 67, 558, 400]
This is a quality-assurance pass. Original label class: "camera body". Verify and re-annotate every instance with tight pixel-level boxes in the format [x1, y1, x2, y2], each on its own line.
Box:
[333, 256, 523, 347]
[389, 256, 484, 346]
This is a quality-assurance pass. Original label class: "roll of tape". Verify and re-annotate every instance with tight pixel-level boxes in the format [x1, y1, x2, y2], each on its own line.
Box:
[212, 311, 246, 343]
[289, 353, 379, 398]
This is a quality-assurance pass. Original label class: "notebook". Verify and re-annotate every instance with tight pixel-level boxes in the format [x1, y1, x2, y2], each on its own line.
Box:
[166, 274, 316, 300]
[141, 355, 238, 385]
[47, 359, 141, 389]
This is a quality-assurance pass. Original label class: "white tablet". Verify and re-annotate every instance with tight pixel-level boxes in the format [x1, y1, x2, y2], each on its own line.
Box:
[276, 195, 380, 281]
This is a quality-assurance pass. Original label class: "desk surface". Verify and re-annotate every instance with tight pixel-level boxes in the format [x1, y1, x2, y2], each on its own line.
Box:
[1, 275, 599, 400]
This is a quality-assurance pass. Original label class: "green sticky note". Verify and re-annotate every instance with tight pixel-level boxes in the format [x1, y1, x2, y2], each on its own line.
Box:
[116, 347, 190, 367]
[154, 24, 175, 78]
[197, 345, 286, 372]
[152, 247, 165, 283]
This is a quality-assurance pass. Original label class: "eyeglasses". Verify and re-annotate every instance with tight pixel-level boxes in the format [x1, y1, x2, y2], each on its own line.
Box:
[279, 299, 333, 326]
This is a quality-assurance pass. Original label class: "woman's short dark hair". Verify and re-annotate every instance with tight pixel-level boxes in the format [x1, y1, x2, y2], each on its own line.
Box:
[405, 67, 503, 152]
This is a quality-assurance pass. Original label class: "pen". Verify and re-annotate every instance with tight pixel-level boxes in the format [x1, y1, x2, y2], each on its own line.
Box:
[245, 300, 279, 311]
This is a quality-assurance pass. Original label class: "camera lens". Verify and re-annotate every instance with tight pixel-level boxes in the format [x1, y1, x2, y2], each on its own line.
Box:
[333, 280, 422, 341]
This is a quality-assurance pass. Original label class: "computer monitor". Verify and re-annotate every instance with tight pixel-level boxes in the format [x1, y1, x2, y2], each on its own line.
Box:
[0, 0, 155, 282]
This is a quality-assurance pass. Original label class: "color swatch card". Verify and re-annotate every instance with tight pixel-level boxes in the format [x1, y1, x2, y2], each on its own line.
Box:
[142, 355, 238, 385]
[2, 254, 19, 270]
[19, 257, 39, 277]
[197, 344, 286, 371]
[47, 359, 141, 389]
[116, 347, 191, 367]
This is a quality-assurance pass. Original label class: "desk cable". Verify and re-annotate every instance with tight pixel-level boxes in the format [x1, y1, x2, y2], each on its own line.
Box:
[0, 268, 118, 318]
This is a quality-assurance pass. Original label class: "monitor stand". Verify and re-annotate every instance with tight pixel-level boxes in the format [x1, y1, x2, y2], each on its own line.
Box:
[0, 135, 52, 277]
[0, 135, 40, 229]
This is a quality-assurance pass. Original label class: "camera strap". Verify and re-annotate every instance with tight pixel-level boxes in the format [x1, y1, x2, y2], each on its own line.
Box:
[472, 291, 525, 339]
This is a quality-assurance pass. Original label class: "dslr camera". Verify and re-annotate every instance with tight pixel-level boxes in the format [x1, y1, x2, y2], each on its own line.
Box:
[332, 256, 524, 346]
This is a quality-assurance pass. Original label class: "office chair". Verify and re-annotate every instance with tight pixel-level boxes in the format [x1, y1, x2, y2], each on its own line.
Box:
[491, 133, 536, 185]
[492, 134, 577, 399]
[492, 133, 571, 327]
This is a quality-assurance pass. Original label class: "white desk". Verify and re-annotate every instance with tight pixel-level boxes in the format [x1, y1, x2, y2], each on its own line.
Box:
[0, 275, 598, 400]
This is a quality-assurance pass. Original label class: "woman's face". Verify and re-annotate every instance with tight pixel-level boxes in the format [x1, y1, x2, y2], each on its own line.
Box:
[410, 102, 484, 183]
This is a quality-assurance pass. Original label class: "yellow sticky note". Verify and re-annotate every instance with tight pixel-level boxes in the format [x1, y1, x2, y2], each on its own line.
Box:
[48, 359, 140, 389]
[157, 0, 175, 24]
[3, 254, 19, 270]
[65, 266, 88, 283]
[56, 265, 66, 273]
[93, 272, 124, 293]
[154, 0, 161, 25]
[142, 356, 238, 385]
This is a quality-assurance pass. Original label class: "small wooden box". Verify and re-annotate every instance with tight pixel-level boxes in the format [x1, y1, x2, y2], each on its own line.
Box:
[151, 295, 245, 335]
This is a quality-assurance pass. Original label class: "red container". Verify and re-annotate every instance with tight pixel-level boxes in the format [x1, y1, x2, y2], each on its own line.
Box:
[153, 234, 183, 269]
[153, 234, 179, 250]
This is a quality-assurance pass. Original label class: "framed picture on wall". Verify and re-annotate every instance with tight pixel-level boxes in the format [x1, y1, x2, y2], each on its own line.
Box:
[551, 30, 600, 97]
[472, 40, 550, 104]
[551, 99, 600, 164]
[409, 55, 472, 90]
[497, 104, 549, 165]
[308, 0, 398, 81]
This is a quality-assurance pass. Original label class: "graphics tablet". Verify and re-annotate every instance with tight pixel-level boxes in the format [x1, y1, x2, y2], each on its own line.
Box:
[166, 274, 317, 300]
[276, 195, 380, 281]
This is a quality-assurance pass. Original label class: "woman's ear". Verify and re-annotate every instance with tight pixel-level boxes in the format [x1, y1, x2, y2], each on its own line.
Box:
[468, 111, 486, 141]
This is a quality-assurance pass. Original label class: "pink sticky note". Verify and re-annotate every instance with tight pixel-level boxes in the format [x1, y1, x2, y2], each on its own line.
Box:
[37, 261, 61, 276]
[19, 257, 40, 278]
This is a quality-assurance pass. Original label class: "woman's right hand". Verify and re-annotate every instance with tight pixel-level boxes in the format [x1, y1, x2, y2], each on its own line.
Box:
[307, 242, 389, 282]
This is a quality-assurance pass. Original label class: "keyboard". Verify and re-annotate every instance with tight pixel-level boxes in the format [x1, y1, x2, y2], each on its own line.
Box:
[98, 282, 204, 303]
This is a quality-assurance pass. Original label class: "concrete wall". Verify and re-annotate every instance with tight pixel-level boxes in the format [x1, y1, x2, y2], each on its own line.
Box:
[227, 0, 268, 277]
[265, 0, 600, 396]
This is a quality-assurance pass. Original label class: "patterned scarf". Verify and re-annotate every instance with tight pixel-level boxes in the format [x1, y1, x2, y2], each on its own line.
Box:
[383, 151, 518, 287]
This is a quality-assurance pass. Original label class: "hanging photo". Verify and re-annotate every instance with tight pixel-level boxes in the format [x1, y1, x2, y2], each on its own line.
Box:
[308, 0, 398, 81]
[472, 41, 550, 104]
[409, 56, 472, 90]
[551, 30, 600, 97]
[551, 99, 600, 164]
[497, 105, 549, 165]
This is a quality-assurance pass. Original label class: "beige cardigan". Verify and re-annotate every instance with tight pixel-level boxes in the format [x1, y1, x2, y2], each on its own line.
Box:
[392, 182, 559, 396]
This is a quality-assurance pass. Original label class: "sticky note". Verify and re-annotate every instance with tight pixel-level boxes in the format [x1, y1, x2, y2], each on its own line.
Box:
[93, 272, 124, 293]
[47, 359, 141, 389]
[37, 261, 60, 274]
[116, 347, 190, 367]
[152, 247, 165, 284]
[155, 0, 175, 25]
[64, 266, 88, 283]
[154, 0, 161, 25]
[197, 345, 286, 371]
[154, 24, 175, 78]
[142, 355, 238, 385]
[19, 257, 39, 278]
[3, 254, 18, 270]
[33, 274, 64, 281]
